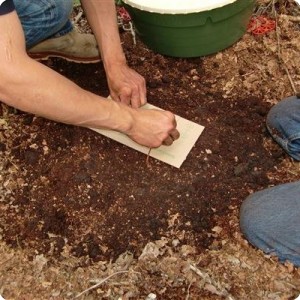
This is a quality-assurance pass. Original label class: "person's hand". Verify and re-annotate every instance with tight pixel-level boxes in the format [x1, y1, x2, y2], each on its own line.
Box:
[126, 108, 180, 148]
[106, 62, 147, 109]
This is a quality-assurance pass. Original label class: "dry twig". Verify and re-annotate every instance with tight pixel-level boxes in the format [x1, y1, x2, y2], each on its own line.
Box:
[74, 270, 129, 299]
[190, 264, 235, 300]
[185, 281, 193, 300]
[74, 11, 83, 24]
[146, 148, 152, 167]
[272, 0, 298, 95]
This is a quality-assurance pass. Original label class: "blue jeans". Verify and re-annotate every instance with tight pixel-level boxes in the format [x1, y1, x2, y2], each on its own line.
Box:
[267, 95, 300, 161]
[240, 95, 300, 266]
[13, 0, 73, 48]
[240, 181, 300, 266]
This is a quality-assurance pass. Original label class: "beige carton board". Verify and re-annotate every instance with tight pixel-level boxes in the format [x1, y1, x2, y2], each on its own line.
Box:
[90, 103, 204, 168]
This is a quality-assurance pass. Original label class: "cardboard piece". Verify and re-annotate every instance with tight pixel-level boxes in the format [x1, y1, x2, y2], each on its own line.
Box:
[90, 103, 205, 168]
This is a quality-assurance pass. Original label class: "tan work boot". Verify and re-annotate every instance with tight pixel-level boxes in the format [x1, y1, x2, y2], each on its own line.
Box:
[28, 30, 100, 63]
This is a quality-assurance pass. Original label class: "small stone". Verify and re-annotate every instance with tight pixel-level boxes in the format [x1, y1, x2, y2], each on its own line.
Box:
[146, 293, 157, 300]
[190, 68, 198, 75]
[172, 239, 180, 247]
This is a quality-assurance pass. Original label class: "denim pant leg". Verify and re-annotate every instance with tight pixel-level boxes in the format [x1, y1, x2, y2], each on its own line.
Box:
[13, 0, 73, 48]
[240, 181, 300, 266]
[267, 95, 300, 161]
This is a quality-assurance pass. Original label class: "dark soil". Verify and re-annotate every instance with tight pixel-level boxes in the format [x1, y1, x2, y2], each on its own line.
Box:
[1, 31, 285, 264]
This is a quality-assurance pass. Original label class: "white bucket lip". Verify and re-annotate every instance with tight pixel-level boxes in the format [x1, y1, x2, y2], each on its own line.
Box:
[122, 0, 238, 14]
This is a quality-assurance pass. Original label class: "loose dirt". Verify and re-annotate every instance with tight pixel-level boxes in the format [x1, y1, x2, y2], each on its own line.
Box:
[0, 1, 300, 299]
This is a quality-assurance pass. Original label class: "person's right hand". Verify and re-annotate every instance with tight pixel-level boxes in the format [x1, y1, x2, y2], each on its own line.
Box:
[126, 108, 180, 148]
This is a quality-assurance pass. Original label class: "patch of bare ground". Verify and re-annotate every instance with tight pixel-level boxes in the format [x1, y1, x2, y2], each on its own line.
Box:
[1, 1, 300, 299]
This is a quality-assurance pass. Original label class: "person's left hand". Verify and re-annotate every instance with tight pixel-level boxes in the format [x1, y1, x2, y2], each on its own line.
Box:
[106, 63, 147, 108]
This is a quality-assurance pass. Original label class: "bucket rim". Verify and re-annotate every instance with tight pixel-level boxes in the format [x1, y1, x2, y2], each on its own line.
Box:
[122, 0, 238, 14]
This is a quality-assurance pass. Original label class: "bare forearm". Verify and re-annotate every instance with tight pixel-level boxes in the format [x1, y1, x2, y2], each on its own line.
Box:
[0, 57, 133, 132]
[0, 8, 178, 148]
[80, 0, 147, 108]
[80, 0, 126, 69]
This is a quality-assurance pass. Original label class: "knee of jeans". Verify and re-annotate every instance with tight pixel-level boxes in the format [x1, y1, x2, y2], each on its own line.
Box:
[267, 96, 300, 132]
[266, 97, 300, 160]
[267, 103, 289, 133]
[239, 195, 267, 241]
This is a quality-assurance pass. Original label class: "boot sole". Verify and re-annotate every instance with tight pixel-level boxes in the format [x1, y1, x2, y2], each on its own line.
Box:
[28, 51, 101, 64]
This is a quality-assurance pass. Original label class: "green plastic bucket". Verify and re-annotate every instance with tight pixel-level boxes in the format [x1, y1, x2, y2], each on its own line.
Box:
[122, 0, 255, 57]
